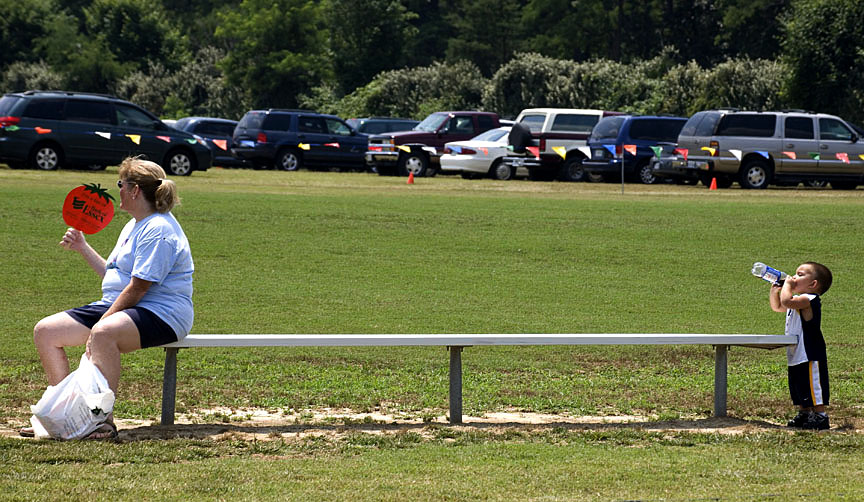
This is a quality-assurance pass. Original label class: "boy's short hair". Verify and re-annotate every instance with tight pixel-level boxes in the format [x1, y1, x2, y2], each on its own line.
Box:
[805, 262, 833, 294]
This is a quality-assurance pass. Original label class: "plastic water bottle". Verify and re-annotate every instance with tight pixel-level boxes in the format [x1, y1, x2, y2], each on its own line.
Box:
[751, 262, 787, 286]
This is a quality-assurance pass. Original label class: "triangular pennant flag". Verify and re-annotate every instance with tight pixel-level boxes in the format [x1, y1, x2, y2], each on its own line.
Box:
[808, 152, 820, 160]
[480, 147, 488, 156]
[755, 151, 769, 159]
[577, 146, 591, 157]
[95, 131, 111, 140]
[783, 151, 796, 160]
[3, 125, 20, 131]
[449, 145, 462, 154]
[35, 127, 52, 134]
[674, 148, 688, 162]
[324, 142, 340, 148]
[860, 154, 864, 161]
[397, 145, 411, 153]
[650, 146, 662, 158]
[526, 146, 540, 159]
[298, 143, 311, 150]
[126, 134, 141, 145]
[552, 146, 567, 159]
[212, 139, 228, 150]
[156, 135, 171, 143]
[836, 152, 850, 164]
[603, 144, 617, 156]
[729, 149, 742, 161]
[623, 144, 637, 156]
[701, 146, 716, 157]
[186, 138, 197, 144]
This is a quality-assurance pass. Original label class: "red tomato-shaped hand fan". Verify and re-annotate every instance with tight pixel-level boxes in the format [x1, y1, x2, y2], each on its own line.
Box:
[62, 183, 115, 234]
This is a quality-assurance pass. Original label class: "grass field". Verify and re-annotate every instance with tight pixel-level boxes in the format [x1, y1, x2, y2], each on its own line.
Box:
[2, 167, 864, 500]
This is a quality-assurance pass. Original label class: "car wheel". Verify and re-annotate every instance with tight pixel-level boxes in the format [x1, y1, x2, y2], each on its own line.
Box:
[637, 161, 658, 184]
[557, 158, 585, 182]
[165, 149, 195, 176]
[739, 160, 771, 189]
[804, 180, 828, 188]
[398, 152, 428, 177]
[30, 143, 62, 170]
[489, 160, 515, 180]
[276, 148, 302, 171]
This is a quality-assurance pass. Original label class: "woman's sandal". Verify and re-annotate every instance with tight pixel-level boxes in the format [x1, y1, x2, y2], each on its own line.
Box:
[84, 421, 118, 441]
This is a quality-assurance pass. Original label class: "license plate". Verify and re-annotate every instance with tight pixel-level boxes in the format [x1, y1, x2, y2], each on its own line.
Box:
[511, 158, 524, 167]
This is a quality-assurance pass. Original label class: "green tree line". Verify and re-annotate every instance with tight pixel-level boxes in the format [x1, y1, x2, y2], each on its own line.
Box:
[1, 0, 862, 123]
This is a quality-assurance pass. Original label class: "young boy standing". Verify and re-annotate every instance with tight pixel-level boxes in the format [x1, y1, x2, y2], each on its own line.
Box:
[769, 262, 833, 430]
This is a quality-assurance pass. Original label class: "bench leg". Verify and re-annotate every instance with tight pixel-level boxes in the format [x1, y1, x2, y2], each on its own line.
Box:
[713, 344, 728, 417]
[161, 347, 179, 426]
[448, 346, 463, 424]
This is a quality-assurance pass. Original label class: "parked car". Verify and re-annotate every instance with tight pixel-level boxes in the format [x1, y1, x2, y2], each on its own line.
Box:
[346, 117, 419, 135]
[0, 90, 211, 175]
[503, 108, 623, 181]
[649, 145, 699, 185]
[231, 109, 369, 171]
[366, 111, 501, 177]
[440, 127, 528, 180]
[173, 116, 250, 168]
[676, 109, 864, 189]
[582, 115, 687, 184]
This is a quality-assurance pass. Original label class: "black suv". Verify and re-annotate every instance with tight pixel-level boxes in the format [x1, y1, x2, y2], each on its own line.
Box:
[0, 90, 212, 175]
[582, 115, 687, 184]
[346, 117, 418, 135]
[231, 109, 369, 171]
[173, 116, 250, 168]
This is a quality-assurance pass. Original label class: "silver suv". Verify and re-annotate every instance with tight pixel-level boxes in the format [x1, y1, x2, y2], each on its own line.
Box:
[676, 109, 864, 189]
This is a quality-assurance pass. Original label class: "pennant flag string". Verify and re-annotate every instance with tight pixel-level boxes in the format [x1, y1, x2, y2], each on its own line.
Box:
[552, 146, 567, 159]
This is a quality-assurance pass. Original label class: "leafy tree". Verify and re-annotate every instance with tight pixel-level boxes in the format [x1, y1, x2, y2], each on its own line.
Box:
[401, 0, 452, 67]
[216, 0, 332, 109]
[327, 0, 418, 93]
[482, 52, 578, 116]
[781, 0, 864, 123]
[0, 61, 65, 94]
[444, 0, 525, 75]
[83, 0, 185, 72]
[0, 0, 55, 69]
[37, 11, 132, 93]
[714, 0, 789, 59]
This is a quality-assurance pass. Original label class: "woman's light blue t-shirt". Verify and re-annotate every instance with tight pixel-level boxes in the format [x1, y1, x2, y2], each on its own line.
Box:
[95, 212, 194, 338]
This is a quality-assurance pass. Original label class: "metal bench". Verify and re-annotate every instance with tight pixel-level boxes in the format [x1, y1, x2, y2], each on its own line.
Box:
[159, 333, 796, 425]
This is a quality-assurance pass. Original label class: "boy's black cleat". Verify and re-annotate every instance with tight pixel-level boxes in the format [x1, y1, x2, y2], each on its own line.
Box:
[787, 411, 811, 428]
[802, 413, 830, 431]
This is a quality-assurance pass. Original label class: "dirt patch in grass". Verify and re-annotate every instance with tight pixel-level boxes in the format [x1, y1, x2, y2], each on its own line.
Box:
[6, 407, 862, 442]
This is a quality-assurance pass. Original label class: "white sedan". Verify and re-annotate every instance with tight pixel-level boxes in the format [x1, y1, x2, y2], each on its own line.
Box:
[440, 127, 528, 180]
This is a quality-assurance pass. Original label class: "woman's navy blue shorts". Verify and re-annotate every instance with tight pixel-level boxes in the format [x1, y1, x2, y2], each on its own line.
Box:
[65, 304, 178, 348]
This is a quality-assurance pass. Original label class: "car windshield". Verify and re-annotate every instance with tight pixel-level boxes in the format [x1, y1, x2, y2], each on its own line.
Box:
[590, 116, 627, 140]
[471, 128, 508, 142]
[415, 113, 449, 132]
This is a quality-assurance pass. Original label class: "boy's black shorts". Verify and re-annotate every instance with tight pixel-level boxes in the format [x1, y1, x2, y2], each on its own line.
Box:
[788, 360, 829, 408]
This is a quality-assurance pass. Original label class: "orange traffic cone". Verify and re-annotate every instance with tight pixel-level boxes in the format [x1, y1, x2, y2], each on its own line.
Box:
[709, 177, 717, 190]
[407, 172, 415, 184]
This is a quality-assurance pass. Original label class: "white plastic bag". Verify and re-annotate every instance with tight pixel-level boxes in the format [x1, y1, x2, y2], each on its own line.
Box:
[30, 353, 115, 440]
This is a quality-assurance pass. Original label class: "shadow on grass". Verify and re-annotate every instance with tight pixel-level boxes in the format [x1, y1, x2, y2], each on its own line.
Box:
[113, 416, 791, 442]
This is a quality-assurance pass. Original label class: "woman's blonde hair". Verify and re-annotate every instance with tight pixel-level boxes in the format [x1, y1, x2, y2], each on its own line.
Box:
[118, 156, 180, 213]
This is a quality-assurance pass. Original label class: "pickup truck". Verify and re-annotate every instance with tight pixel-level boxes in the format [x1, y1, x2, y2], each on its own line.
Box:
[502, 108, 622, 181]
[366, 111, 501, 177]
